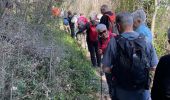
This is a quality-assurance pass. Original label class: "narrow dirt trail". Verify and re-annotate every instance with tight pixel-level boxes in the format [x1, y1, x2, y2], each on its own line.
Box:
[77, 35, 111, 100]
[86, 52, 111, 100]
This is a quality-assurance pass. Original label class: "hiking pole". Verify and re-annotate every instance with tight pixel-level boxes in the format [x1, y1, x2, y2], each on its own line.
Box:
[100, 64, 103, 100]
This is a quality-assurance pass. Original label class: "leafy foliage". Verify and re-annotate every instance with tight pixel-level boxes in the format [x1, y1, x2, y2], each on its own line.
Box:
[154, 32, 167, 58]
[0, 0, 99, 99]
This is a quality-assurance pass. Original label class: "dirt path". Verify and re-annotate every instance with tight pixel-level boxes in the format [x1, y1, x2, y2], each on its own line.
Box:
[86, 52, 111, 100]
[77, 34, 111, 100]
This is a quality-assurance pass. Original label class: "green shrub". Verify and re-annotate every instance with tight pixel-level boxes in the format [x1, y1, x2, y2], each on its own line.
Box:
[50, 21, 99, 99]
[154, 32, 167, 58]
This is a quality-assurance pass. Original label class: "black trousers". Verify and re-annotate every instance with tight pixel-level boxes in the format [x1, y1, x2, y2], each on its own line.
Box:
[70, 28, 75, 38]
[87, 40, 101, 67]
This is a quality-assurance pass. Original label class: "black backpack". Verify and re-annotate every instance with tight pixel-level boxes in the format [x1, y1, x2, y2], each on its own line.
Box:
[113, 34, 150, 90]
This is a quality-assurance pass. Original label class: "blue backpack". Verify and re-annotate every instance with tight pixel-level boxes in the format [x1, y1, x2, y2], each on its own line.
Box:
[63, 18, 69, 25]
[113, 34, 150, 90]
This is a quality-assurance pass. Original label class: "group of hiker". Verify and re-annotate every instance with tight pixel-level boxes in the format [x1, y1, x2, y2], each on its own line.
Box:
[63, 4, 170, 100]
[63, 11, 88, 38]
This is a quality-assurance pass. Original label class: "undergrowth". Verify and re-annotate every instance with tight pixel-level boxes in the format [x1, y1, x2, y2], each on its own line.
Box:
[49, 20, 99, 100]
[154, 32, 168, 58]
[0, 17, 99, 100]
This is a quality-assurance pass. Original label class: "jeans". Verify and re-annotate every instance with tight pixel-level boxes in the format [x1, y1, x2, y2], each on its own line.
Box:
[112, 87, 151, 100]
[87, 40, 101, 67]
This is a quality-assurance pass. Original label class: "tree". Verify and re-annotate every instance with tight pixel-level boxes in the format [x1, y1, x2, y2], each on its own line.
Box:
[151, 0, 159, 37]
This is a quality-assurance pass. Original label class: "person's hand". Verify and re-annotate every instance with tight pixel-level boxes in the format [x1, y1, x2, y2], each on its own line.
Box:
[102, 66, 111, 73]
[98, 49, 103, 55]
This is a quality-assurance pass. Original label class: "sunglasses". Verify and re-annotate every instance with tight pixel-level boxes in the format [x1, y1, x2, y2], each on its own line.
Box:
[98, 30, 107, 36]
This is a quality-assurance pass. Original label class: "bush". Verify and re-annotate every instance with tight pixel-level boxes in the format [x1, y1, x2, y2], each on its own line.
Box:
[154, 32, 168, 58]
[0, 17, 99, 99]
[51, 21, 99, 99]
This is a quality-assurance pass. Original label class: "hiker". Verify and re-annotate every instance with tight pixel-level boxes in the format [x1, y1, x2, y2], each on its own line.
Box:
[97, 24, 117, 55]
[51, 6, 61, 17]
[151, 28, 170, 100]
[76, 15, 101, 67]
[68, 11, 76, 38]
[63, 17, 71, 33]
[96, 24, 117, 99]
[100, 5, 118, 34]
[102, 12, 158, 100]
[71, 12, 79, 33]
[132, 9, 153, 43]
[63, 12, 71, 34]
[77, 13, 88, 29]
[77, 13, 89, 48]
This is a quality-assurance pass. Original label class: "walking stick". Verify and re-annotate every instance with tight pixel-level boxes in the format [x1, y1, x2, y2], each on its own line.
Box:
[100, 64, 103, 100]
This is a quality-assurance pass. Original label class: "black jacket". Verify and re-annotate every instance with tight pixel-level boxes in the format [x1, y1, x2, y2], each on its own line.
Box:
[100, 11, 114, 30]
[151, 54, 170, 100]
[68, 16, 75, 28]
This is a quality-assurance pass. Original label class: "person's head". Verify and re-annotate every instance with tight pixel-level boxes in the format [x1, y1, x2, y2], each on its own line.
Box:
[100, 4, 109, 14]
[67, 11, 72, 17]
[116, 12, 134, 34]
[132, 9, 146, 29]
[89, 14, 98, 25]
[96, 24, 109, 39]
[168, 28, 170, 44]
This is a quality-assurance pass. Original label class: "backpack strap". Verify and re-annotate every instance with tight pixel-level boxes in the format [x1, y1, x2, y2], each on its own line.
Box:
[105, 13, 116, 27]
[115, 35, 126, 50]
[105, 13, 116, 23]
[133, 34, 146, 49]
[135, 34, 150, 68]
[105, 13, 119, 34]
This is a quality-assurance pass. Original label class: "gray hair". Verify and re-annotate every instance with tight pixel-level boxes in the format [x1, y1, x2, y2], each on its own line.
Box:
[168, 28, 170, 40]
[132, 9, 146, 23]
[96, 24, 107, 32]
[89, 12, 97, 21]
[116, 12, 133, 26]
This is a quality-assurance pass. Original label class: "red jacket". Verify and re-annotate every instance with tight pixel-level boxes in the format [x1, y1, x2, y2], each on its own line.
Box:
[98, 32, 117, 55]
[51, 7, 60, 17]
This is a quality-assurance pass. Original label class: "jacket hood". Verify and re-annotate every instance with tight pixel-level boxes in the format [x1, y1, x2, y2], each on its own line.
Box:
[121, 32, 139, 40]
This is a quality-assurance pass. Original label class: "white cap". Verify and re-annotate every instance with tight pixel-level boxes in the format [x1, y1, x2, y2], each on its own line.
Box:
[96, 24, 107, 32]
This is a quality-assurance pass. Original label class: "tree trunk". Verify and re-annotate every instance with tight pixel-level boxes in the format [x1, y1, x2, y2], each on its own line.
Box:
[151, 0, 159, 37]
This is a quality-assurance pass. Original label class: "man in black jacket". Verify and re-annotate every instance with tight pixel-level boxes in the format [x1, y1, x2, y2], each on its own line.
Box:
[100, 5, 117, 34]
[67, 11, 76, 38]
[151, 28, 170, 100]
